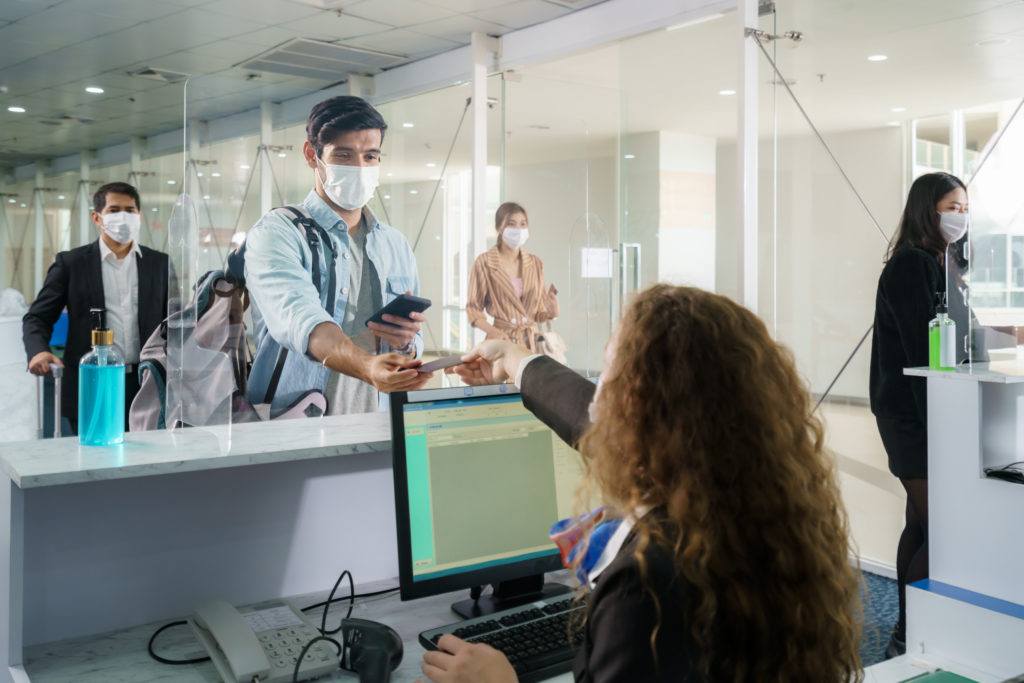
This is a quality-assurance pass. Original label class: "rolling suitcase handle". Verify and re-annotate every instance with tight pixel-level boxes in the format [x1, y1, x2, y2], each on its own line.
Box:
[35, 363, 63, 439]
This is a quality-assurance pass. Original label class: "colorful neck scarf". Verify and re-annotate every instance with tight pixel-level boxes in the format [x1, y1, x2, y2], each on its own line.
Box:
[549, 507, 623, 585]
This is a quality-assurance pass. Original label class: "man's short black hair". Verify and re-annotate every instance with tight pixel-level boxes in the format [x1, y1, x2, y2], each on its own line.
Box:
[93, 182, 141, 213]
[306, 95, 387, 156]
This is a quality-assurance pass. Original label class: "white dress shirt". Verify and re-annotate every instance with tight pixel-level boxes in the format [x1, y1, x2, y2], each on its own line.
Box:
[98, 238, 142, 364]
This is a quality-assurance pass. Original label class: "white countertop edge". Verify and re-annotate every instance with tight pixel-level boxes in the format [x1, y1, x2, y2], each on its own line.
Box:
[0, 413, 393, 489]
[904, 363, 1024, 384]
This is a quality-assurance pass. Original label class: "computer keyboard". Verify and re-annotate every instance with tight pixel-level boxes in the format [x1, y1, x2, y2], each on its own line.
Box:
[420, 595, 586, 682]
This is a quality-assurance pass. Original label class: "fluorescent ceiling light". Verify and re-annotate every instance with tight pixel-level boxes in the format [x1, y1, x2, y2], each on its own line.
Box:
[167, 180, 176, 184]
[58, 195, 65, 199]
[203, 195, 211, 200]
[8, 106, 25, 113]
[6, 199, 14, 203]
[623, 154, 635, 159]
[868, 54, 888, 62]
[384, 195, 390, 199]
[666, 12, 723, 31]
[402, 122, 414, 128]
[426, 163, 436, 167]
[410, 189, 418, 194]
[85, 87, 104, 94]
[211, 172, 221, 177]
[719, 89, 736, 96]
[240, 164, 250, 169]
[277, 152, 287, 158]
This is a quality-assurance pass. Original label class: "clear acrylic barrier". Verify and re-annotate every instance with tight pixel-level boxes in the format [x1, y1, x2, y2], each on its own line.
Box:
[966, 98, 1024, 365]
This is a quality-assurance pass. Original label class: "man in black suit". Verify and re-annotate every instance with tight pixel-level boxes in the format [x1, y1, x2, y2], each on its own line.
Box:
[22, 181, 169, 434]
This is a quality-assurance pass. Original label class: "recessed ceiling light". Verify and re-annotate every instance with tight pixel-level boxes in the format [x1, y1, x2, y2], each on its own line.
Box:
[20, 203, 26, 207]
[152, 208, 158, 212]
[891, 106, 906, 113]
[623, 154, 636, 159]
[277, 152, 287, 158]
[240, 164, 250, 169]
[57, 195, 65, 199]
[386, 172, 393, 177]
[167, 180, 176, 184]
[868, 54, 888, 62]
[202, 195, 211, 200]
[383, 194, 390, 199]
[719, 89, 736, 96]
[7, 199, 15, 203]
[211, 172, 221, 177]
[435, 235, 441, 240]
[886, 121, 900, 127]
[410, 189, 418, 194]
[426, 162, 436, 167]
[85, 86, 104, 94]
[197, 172, 204, 177]
[8, 106, 25, 113]
[402, 122, 414, 128]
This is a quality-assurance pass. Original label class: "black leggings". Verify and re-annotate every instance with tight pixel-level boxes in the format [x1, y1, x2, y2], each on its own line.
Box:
[896, 477, 929, 637]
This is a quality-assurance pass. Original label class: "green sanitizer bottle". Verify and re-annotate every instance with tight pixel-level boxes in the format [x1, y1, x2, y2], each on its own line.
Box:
[928, 293, 956, 371]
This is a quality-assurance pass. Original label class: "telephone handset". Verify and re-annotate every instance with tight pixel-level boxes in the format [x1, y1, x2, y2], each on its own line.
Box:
[190, 599, 338, 683]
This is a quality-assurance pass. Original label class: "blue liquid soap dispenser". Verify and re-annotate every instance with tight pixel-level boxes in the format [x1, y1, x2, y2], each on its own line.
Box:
[79, 308, 125, 446]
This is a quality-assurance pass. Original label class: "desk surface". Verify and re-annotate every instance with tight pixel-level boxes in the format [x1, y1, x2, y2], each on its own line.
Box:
[0, 413, 391, 489]
[22, 577, 576, 683]
[905, 361, 1024, 384]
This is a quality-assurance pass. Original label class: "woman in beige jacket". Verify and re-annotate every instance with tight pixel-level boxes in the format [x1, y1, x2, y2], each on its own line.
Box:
[466, 202, 559, 351]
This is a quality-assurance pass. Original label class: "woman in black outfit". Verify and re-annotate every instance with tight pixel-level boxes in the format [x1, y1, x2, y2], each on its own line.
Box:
[870, 171, 974, 658]
[421, 285, 863, 683]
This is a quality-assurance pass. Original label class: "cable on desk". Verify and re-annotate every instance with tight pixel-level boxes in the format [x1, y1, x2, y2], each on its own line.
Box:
[147, 619, 211, 665]
[291, 634, 342, 683]
[300, 584, 399, 614]
[318, 570, 355, 636]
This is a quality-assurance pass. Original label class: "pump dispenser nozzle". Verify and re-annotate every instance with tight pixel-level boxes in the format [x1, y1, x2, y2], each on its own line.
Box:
[90, 307, 113, 346]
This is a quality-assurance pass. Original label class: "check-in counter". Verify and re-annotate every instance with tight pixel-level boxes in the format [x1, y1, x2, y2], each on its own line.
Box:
[898, 363, 1024, 679]
[0, 414, 397, 682]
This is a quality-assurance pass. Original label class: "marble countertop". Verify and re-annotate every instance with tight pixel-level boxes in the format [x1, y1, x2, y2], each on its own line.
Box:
[905, 362, 1024, 384]
[0, 413, 392, 489]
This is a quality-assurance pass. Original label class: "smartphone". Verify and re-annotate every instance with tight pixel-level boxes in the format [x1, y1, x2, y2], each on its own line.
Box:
[365, 294, 431, 327]
[416, 356, 464, 374]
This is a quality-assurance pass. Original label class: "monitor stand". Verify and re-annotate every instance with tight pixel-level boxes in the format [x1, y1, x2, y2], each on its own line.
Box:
[451, 574, 571, 619]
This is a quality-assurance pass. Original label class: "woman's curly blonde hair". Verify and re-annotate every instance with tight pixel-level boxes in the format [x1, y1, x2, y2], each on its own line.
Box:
[577, 285, 862, 682]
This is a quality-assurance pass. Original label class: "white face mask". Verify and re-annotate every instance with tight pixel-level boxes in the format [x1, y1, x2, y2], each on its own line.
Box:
[101, 211, 141, 244]
[502, 227, 529, 250]
[938, 211, 969, 244]
[316, 158, 379, 211]
[587, 378, 602, 424]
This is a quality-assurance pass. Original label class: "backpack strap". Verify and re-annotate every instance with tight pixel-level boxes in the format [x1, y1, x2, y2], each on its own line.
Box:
[264, 205, 339, 405]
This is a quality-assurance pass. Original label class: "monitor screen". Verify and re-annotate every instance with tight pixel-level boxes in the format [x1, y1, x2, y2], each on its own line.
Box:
[390, 384, 586, 603]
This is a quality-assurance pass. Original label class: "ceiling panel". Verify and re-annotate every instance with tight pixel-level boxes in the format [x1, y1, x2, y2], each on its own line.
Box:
[414, 14, 512, 40]
[346, 0, 457, 27]
[276, 11, 394, 41]
[343, 28, 460, 58]
[0, 0, 54, 23]
[469, 0, 571, 29]
[66, 0, 186, 24]
[0, 7, 144, 50]
[421, 0, 520, 12]
[201, 0, 326, 24]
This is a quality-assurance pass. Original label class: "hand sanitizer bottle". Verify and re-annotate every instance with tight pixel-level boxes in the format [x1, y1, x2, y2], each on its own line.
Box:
[928, 293, 956, 371]
[79, 308, 125, 446]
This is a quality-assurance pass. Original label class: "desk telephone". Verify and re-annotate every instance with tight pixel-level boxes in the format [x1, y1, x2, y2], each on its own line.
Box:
[189, 599, 404, 683]
[190, 599, 337, 683]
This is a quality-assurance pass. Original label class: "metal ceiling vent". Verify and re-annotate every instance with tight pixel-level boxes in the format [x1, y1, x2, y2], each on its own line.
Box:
[128, 67, 190, 83]
[238, 38, 405, 81]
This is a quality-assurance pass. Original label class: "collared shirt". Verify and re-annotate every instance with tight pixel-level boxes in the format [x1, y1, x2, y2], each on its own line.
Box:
[244, 189, 422, 413]
[98, 238, 142, 364]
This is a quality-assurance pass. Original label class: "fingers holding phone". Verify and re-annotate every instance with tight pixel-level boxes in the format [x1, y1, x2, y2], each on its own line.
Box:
[366, 292, 430, 350]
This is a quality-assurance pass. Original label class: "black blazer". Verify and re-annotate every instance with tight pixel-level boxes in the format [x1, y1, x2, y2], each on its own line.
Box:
[518, 357, 693, 681]
[22, 241, 169, 427]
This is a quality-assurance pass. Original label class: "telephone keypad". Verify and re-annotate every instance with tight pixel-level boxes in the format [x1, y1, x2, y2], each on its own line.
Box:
[257, 623, 336, 682]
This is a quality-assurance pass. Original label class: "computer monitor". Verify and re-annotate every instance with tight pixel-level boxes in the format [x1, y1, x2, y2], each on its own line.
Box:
[390, 384, 586, 619]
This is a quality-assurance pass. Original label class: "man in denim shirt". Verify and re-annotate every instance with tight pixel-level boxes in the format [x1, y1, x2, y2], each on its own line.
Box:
[245, 96, 431, 415]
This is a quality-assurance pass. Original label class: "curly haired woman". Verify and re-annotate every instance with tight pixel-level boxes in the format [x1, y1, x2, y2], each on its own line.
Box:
[422, 284, 862, 683]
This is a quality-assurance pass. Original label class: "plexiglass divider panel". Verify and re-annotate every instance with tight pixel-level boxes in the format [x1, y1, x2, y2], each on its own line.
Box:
[967, 97, 1024, 365]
